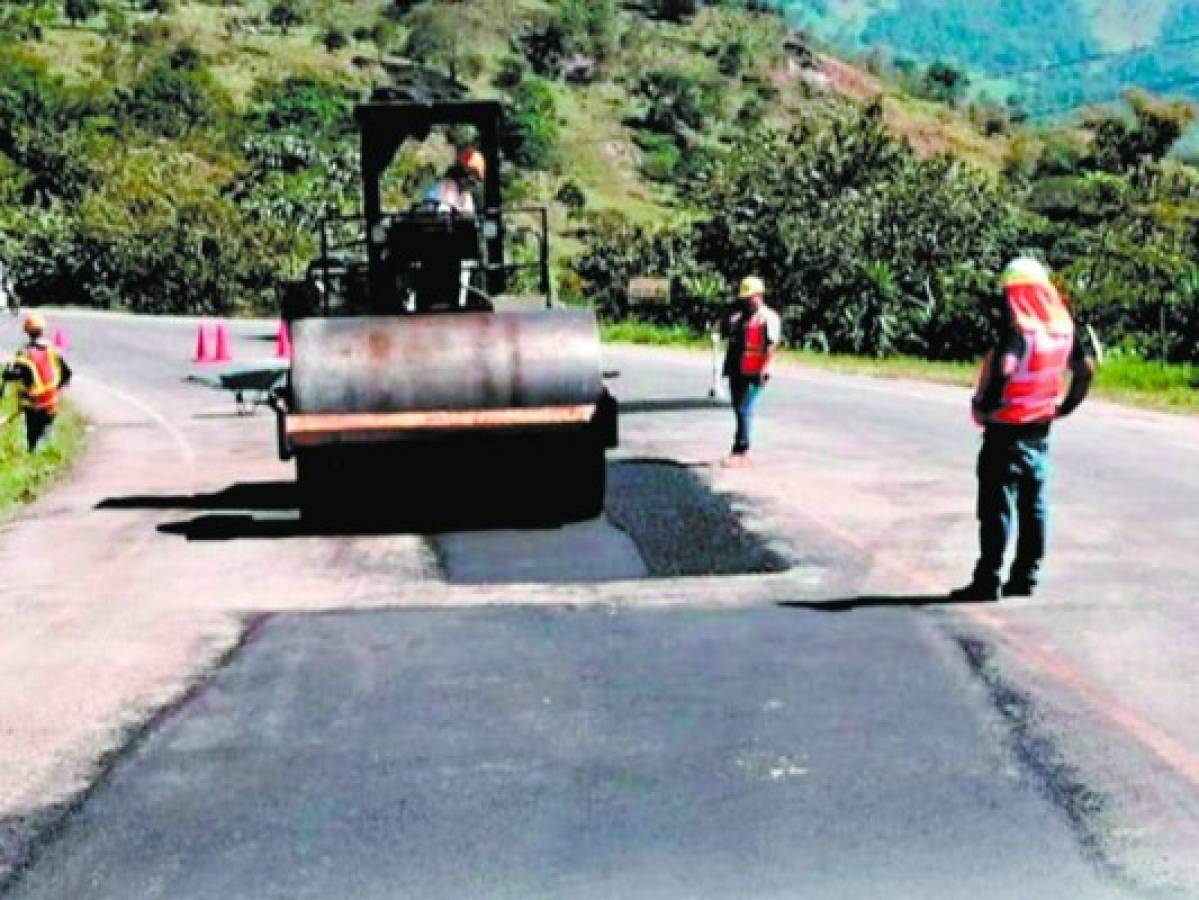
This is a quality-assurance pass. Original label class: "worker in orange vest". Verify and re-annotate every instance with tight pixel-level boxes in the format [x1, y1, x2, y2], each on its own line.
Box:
[2, 312, 72, 451]
[951, 257, 1095, 602]
[721, 276, 782, 467]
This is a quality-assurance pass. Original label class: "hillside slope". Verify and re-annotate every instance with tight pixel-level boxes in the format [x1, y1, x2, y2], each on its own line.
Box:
[778, 0, 1199, 113]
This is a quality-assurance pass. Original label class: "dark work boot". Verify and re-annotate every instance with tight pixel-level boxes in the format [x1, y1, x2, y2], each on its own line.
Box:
[948, 581, 1000, 603]
[1001, 580, 1035, 598]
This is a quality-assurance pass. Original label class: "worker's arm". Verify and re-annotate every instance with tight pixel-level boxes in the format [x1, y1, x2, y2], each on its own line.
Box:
[761, 309, 782, 379]
[1056, 335, 1095, 419]
[1, 360, 25, 384]
[972, 331, 1022, 417]
[58, 355, 73, 389]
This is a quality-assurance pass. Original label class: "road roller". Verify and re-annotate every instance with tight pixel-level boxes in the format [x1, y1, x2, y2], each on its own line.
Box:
[273, 94, 617, 524]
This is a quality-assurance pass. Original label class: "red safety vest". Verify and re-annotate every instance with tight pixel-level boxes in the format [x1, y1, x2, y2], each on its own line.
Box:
[975, 279, 1075, 427]
[13, 346, 62, 413]
[739, 311, 771, 376]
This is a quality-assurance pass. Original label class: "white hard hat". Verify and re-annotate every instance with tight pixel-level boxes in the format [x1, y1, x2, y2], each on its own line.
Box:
[1002, 257, 1052, 287]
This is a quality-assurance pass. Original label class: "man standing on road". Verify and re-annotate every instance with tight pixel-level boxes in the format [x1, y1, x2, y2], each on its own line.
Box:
[951, 257, 1095, 602]
[721, 276, 782, 467]
[2, 312, 72, 452]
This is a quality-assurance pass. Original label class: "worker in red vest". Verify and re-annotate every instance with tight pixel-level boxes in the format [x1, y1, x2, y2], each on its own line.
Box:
[2, 312, 72, 451]
[721, 276, 782, 467]
[951, 257, 1094, 602]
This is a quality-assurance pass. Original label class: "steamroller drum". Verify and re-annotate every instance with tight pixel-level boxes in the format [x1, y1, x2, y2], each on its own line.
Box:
[290, 309, 603, 416]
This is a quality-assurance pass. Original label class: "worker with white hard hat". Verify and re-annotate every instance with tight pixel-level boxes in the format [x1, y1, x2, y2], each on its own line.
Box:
[720, 275, 782, 467]
[951, 256, 1095, 602]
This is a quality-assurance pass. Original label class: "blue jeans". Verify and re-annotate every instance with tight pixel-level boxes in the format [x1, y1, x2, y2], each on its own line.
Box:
[728, 375, 764, 454]
[973, 432, 1051, 590]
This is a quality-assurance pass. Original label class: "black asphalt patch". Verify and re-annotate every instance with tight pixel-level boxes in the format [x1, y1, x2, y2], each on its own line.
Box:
[606, 459, 791, 577]
[6, 606, 1123, 899]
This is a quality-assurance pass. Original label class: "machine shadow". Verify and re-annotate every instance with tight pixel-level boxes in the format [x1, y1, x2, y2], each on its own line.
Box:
[98, 482, 295, 512]
[619, 398, 724, 415]
[102, 477, 598, 541]
[778, 594, 990, 612]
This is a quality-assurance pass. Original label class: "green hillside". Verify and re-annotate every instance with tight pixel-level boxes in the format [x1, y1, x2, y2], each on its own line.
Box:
[777, 0, 1199, 115]
[3, 0, 1199, 369]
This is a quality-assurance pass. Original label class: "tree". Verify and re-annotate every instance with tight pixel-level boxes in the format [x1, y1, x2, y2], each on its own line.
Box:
[920, 61, 969, 105]
[1089, 91, 1196, 173]
[321, 27, 347, 52]
[404, 6, 466, 80]
[502, 76, 559, 169]
[650, 0, 698, 21]
[64, 0, 100, 25]
[267, 0, 304, 35]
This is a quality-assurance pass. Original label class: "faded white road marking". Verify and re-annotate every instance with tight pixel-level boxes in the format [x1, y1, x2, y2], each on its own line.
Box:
[79, 376, 197, 464]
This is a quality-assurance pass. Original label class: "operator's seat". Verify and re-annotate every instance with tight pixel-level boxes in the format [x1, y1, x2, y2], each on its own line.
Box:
[380, 211, 489, 312]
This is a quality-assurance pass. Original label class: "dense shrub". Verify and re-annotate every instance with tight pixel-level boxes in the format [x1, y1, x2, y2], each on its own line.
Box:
[502, 76, 559, 170]
[578, 106, 1035, 357]
[120, 53, 231, 138]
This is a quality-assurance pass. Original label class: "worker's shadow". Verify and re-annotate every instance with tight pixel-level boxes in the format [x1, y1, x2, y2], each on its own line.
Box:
[99, 480, 584, 540]
[778, 595, 993, 612]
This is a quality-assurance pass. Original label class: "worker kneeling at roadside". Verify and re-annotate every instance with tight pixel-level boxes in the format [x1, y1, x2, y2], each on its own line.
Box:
[951, 258, 1094, 602]
[2, 313, 72, 452]
[721, 276, 781, 467]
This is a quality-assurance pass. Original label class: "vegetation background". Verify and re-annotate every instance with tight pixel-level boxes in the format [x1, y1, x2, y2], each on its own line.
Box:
[774, 0, 1199, 117]
[1, 0, 1198, 383]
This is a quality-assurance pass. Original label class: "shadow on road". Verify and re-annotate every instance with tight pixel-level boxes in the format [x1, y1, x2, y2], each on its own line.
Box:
[100, 480, 595, 540]
[98, 482, 295, 512]
[778, 594, 994, 612]
[619, 398, 724, 415]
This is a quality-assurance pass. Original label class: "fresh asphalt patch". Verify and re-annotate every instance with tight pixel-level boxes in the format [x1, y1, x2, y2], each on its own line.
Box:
[5, 606, 1125, 899]
[434, 458, 792, 584]
[603, 459, 791, 578]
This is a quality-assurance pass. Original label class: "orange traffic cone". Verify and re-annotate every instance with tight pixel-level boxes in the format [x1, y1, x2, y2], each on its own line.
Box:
[194, 323, 213, 363]
[52, 328, 69, 351]
[274, 320, 292, 359]
[213, 323, 232, 363]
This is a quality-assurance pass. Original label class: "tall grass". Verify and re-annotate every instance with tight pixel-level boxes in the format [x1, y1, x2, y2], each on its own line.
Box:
[0, 398, 86, 519]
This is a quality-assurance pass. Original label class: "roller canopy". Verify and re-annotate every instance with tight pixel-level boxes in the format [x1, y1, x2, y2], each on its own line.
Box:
[290, 309, 603, 415]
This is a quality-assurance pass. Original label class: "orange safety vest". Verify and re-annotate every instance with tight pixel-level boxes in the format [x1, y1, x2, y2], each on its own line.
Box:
[975, 279, 1075, 427]
[739, 311, 771, 377]
[13, 346, 62, 414]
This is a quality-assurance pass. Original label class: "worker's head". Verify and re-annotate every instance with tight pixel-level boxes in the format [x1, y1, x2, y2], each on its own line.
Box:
[22, 312, 46, 339]
[738, 275, 766, 308]
[456, 147, 486, 185]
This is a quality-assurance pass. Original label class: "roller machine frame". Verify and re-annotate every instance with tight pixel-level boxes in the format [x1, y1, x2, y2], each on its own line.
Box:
[273, 95, 618, 522]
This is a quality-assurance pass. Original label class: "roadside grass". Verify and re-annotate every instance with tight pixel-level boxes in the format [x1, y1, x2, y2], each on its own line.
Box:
[602, 322, 1199, 413]
[0, 399, 86, 520]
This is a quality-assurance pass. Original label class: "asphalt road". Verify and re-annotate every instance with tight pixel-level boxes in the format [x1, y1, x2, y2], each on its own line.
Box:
[7, 608, 1120, 900]
[1, 309, 1197, 897]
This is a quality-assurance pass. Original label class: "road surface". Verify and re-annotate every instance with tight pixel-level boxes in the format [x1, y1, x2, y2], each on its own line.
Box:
[0, 310, 1196, 897]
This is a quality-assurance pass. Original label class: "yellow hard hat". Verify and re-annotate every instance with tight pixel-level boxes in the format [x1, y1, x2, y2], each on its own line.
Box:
[738, 276, 766, 299]
[22, 312, 46, 336]
[458, 148, 486, 181]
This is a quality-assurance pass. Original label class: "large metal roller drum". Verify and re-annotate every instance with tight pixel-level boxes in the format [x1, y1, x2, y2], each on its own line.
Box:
[290, 309, 603, 414]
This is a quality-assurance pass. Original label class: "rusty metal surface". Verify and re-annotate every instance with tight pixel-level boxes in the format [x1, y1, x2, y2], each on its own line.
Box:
[286, 404, 596, 447]
[290, 310, 602, 415]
